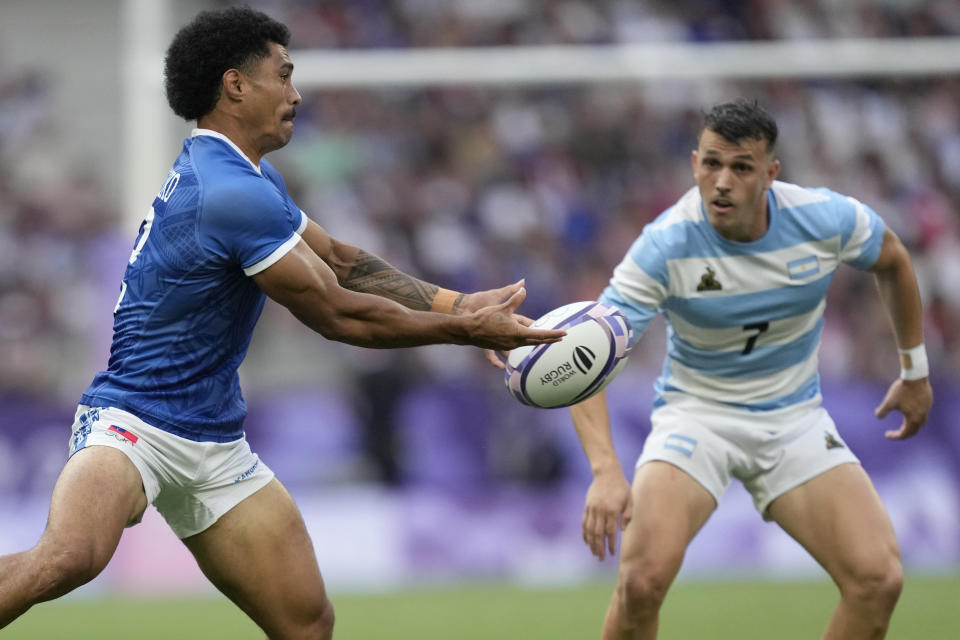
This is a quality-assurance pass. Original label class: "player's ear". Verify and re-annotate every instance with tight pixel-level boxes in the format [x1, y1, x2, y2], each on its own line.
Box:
[765, 157, 781, 188]
[221, 68, 244, 102]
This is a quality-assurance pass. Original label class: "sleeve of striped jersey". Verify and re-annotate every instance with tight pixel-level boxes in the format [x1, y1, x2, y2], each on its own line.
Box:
[598, 232, 666, 339]
[838, 196, 886, 270]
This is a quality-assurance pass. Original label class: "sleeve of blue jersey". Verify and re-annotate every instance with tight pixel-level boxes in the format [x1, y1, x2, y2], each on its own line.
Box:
[199, 173, 302, 272]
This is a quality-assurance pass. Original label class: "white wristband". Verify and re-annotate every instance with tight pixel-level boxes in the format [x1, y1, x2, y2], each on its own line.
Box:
[899, 344, 929, 381]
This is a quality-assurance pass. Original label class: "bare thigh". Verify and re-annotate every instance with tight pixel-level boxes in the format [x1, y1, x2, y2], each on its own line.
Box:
[767, 463, 900, 585]
[620, 461, 717, 580]
[0, 445, 147, 623]
[44, 446, 147, 563]
[181, 478, 331, 639]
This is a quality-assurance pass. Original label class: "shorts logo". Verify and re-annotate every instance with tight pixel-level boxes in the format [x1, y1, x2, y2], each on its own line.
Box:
[70, 408, 100, 455]
[107, 425, 139, 445]
[824, 432, 845, 450]
[664, 433, 697, 457]
[234, 460, 259, 483]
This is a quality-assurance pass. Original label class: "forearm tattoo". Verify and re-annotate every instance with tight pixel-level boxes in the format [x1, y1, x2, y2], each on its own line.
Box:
[343, 250, 446, 311]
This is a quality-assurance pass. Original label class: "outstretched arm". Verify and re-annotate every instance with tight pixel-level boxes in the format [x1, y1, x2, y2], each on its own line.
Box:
[570, 390, 632, 561]
[301, 220, 509, 315]
[869, 228, 933, 440]
[253, 233, 564, 351]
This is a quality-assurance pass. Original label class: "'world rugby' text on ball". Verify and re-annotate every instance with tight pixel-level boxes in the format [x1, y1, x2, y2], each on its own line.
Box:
[505, 301, 633, 409]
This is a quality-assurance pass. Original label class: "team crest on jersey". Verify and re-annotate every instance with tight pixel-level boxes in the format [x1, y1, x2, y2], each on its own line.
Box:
[697, 266, 723, 291]
[824, 432, 845, 450]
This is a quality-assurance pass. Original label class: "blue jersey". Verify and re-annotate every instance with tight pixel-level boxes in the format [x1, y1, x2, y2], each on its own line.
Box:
[81, 129, 308, 442]
[600, 181, 886, 413]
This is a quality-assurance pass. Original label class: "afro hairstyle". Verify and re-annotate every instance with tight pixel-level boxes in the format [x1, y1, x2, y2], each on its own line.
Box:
[164, 6, 290, 121]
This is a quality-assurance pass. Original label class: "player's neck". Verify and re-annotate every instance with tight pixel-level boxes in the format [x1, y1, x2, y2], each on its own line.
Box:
[196, 113, 264, 166]
[749, 204, 770, 241]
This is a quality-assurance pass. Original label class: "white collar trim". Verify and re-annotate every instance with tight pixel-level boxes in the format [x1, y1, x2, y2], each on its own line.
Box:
[191, 128, 261, 174]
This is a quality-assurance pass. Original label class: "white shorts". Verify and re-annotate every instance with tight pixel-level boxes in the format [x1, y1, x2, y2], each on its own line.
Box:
[638, 397, 860, 517]
[69, 405, 275, 538]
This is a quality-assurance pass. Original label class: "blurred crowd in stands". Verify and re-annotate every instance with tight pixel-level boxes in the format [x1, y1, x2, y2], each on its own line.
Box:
[248, 0, 960, 47]
[0, 0, 958, 490]
[0, 71, 122, 399]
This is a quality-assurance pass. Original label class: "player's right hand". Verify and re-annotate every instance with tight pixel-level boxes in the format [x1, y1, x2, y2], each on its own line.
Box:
[582, 468, 632, 561]
[468, 286, 565, 351]
[874, 376, 933, 440]
[482, 312, 536, 370]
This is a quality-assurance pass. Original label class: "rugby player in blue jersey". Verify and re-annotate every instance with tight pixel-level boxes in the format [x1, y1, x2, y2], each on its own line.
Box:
[0, 7, 564, 638]
[570, 99, 932, 639]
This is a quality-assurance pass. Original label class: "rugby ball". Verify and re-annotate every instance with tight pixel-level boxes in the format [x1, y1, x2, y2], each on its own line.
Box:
[505, 301, 633, 409]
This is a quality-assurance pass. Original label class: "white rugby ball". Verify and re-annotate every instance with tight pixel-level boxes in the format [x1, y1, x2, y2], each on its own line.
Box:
[505, 301, 633, 409]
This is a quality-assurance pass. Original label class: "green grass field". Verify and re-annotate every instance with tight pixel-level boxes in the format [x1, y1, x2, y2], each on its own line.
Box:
[6, 575, 958, 639]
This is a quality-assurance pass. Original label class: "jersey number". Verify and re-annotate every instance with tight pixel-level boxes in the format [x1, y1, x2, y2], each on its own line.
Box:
[741, 321, 770, 355]
[114, 206, 156, 313]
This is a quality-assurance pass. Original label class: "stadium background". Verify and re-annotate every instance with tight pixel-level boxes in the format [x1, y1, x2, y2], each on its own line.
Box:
[1, 0, 958, 631]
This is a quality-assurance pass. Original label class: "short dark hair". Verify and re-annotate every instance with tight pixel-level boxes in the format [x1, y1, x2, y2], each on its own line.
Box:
[701, 98, 778, 152]
[164, 6, 291, 121]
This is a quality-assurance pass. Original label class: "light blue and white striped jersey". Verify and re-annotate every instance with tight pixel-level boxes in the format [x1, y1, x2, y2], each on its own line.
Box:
[599, 180, 886, 412]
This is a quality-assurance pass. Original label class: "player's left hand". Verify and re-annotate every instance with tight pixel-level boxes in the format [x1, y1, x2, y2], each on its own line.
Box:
[458, 280, 529, 314]
[874, 377, 933, 440]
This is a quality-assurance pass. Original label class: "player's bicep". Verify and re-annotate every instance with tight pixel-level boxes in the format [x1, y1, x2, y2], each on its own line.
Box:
[253, 239, 345, 326]
[301, 219, 361, 282]
[300, 219, 334, 258]
[867, 228, 909, 273]
[252, 236, 433, 346]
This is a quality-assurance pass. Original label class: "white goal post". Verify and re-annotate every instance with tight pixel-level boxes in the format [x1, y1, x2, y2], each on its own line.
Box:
[290, 37, 960, 87]
[123, 25, 960, 226]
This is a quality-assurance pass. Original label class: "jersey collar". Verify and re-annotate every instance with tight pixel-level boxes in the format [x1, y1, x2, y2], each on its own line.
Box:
[191, 128, 262, 174]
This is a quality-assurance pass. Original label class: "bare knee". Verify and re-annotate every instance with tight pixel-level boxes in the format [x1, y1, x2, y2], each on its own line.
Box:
[273, 595, 335, 640]
[31, 541, 108, 601]
[839, 554, 904, 614]
[309, 596, 335, 639]
[615, 563, 674, 625]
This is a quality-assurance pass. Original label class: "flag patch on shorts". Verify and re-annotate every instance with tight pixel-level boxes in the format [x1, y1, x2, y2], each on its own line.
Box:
[664, 434, 697, 457]
[107, 425, 139, 444]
